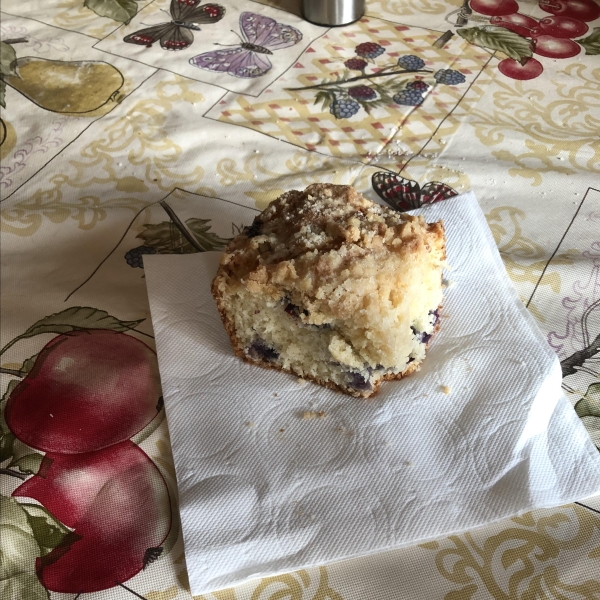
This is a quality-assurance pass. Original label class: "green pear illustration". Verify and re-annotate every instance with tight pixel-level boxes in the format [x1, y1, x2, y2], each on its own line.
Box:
[4, 57, 124, 114]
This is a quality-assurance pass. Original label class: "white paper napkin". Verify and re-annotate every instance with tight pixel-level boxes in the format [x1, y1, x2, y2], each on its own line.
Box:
[144, 193, 600, 595]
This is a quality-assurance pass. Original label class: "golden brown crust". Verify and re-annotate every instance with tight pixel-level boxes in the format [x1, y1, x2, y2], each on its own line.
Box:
[211, 276, 244, 359]
[211, 183, 446, 398]
[213, 184, 445, 296]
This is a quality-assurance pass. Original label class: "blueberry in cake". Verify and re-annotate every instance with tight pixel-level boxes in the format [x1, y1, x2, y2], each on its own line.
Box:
[211, 184, 446, 398]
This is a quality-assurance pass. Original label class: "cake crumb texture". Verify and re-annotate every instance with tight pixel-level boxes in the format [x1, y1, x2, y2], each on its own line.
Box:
[212, 184, 446, 397]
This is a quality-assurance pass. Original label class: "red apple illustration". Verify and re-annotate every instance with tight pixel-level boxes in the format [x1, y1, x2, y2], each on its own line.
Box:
[490, 13, 540, 36]
[532, 34, 582, 57]
[539, 0, 600, 22]
[13, 441, 172, 593]
[498, 57, 544, 79]
[533, 15, 589, 38]
[5, 330, 162, 454]
[470, 0, 519, 16]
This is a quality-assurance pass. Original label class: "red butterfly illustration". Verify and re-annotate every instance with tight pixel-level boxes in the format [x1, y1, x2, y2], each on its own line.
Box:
[124, 0, 225, 51]
[372, 171, 458, 212]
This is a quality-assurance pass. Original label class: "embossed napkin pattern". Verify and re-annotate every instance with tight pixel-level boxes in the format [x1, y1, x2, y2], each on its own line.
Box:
[145, 193, 600, 595]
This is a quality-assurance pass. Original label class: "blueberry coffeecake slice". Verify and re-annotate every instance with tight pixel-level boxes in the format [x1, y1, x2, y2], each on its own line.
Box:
[211, 184, 446, 398]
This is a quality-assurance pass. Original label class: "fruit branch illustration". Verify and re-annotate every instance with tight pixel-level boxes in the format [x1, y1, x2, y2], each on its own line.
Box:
[286, 43, 467, 119]
[560, 295, 600, 378]
[0, 466, 28, 479]
[1, 307, 178, 597]
[124, 199, 230, 268]
[574, 382, 600, 451]
[441, 0, 599, 81]
[557, 284, 599, 451]
[288, 65, 433, 90]
[561, 332, 600, 378]
[64, 197, 233, 303]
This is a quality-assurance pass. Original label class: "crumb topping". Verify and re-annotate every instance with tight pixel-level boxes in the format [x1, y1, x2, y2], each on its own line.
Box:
[212, 183, 446, 393]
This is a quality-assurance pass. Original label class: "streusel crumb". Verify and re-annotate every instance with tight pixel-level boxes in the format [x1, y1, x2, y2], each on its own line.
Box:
[212, 184, 446, 397]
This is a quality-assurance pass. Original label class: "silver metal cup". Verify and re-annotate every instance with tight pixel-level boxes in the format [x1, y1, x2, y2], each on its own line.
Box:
[302, 0, 365, 26]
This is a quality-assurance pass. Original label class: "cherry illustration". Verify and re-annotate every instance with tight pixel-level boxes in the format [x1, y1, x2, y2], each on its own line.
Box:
[13, 441, 171, 593]
[498, 57, 544, 79]
[532, 34, 582, 57]
[534, 15, 589, 37]
[5, 330, 162, 454]
[490, 13, 540, 36]
[470, 0, 519, 16]
[539, 0, 600, 22]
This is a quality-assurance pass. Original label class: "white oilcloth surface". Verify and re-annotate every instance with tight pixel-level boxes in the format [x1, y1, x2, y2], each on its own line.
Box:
[144, 193, 600, 595]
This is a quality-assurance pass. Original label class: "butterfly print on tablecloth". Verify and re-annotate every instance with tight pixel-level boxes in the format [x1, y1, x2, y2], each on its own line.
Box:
[372, 171, 458, 212]
[189, 11, 302, 78]
[123, 0, 225, 51]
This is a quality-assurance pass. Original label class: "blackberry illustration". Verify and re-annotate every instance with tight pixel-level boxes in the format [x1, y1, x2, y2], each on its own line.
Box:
[392, 89, 424, 106]
[434, 69, 466, 85]
[347, 85, 377, 100]
[344, 58, 368, 71]
[355, 42, 385, 59]
[397, 55, 425, 70]
[330, 97, 361, 119]
[125, 245, 157, 268]
[407, 80, 430, 92]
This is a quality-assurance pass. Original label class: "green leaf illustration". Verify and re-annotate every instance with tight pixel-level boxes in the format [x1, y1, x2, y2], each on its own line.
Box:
[8, 438, 38, 467]
[575, 383, 600, 451]
[0, 79, 6, 109]
[1, 496, 33, 533]
[575, 382, 600, 418]
[20, 503, 70, 555]
[11, 453, 43, 475]
[20, 353, 38, 375]
[0, 380, 42, 466]
[84, 0, 138, 23]
[186, 218, 231, 251]
[0, 42, 17, 78]
[0, 307, 144, 355]
[457, 26, 533, 62]
[578, 27, 600, 55]
[0, 496, 50, 599]
[0, 571, 49, 600]
[0, 430, 13, 462]
[0, 523, 49, 600]
[314, 90, 332, 109]
[137, 219, 230, 254]
[1, 379, 19, 423]
[137, 221, 194, 253]
[0, 379, 39, 469]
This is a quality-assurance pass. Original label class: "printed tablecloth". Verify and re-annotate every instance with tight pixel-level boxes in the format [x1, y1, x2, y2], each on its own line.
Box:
[1, 1, 599, 599]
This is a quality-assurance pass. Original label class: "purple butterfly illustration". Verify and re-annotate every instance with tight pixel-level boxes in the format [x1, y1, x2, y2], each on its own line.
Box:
[372, 171, 458, 212]
[123, 0, 225, 51]
[189, 11, 302, 78]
